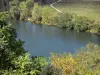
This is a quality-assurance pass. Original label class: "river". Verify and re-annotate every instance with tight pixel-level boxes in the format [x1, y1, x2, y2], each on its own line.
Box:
[11, 20, 100, 56]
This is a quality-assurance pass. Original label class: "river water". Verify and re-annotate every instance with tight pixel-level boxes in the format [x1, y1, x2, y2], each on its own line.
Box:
[11, 20, 100, 56]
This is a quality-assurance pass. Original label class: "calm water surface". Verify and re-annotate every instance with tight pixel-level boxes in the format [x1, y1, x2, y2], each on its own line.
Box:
[11, 20, 100, 56]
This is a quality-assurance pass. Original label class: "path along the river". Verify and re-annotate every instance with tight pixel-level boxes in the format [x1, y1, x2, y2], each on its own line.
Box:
[50, 0, 64, 14]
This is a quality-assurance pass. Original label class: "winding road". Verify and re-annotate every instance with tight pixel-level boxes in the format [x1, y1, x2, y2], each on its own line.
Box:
[50, 0, 64, 14]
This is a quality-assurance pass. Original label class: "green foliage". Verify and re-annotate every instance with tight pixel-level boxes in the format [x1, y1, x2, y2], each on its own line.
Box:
[25, 0, 34, 17]
[0, 53, 48, 75]
[73, 16, 90, 32]
[0, 12, 48, 75]
[9, 0, 34, 20]
[8, 0, 100, 33]
[0, 12, 25, 70]
[89, 21, 100, 33]
[12, 53, 31, 70]
[32, 56, 48, 74]
[0, 12, 8, 21]
[2, 53, 32, 75]
[0, 24, 25, 69]
[26, 0, 34, 9]
[9, 6, 20, 20]
[9, 0, 20, 19]
[75, 43, 100, 75]
[32, 3, 42, 23]
[42, 6, 57, 25]
[0, 12, 8, 28]
[56, 13, 73, 28]
[19, 1, 28, 20]
[19, 0, 34, 20]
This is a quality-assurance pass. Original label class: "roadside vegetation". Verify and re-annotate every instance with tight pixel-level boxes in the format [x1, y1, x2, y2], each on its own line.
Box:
[0, 12, 100, 75]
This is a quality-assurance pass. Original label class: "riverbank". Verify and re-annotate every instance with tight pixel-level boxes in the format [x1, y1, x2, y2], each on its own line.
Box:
[25, 12, 100, 34]
[23, 2, 100, 34]
[8, 0, 100, 34]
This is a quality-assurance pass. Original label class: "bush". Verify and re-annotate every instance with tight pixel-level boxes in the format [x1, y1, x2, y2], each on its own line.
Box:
[50, 53, 77, 75]
[47, 43, 100, 75]
[26, 0, 34, 16]
[89, 21, 100, 33]
[32, 3, 42, 24]
[9, 0, 20, 20]
[73, 16, 90, 32]
[9, 6, 20, 20]
[0, 12, 8, 21]
[9, 0, 34, 20]
[0, 12, 25, 70]
[19, 1, 28, 20]
[75, 43, 100, 75]
[56, 13, 73, 28]
[42, 6, 57, 25]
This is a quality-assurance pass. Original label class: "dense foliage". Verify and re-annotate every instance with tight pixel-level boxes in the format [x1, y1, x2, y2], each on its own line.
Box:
[0, 12, 24, 69]
[44, 43, 100, 75]
[9, 0, 34, 20]
[32, 3, 42, 23]
[0, 12, 47, 75]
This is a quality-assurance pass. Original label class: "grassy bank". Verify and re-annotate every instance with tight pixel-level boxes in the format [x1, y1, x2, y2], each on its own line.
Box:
[54, 1, 100, 20]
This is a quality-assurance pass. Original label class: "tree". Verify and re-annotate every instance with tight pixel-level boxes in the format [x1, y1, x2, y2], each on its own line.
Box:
[0, 12, 48, 75]
[0, 12, 25, 70]
[9, 0, 20, 20]
[32, 3, 42, 23]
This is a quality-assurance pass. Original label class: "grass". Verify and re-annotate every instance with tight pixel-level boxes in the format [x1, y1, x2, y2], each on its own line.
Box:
[54, 1, 100, 20]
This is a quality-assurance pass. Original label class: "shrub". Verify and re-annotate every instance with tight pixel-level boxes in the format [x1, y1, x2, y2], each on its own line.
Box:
[56, 13, 73, 28]
[9, 6, 20, 20]
[42, 6, 57, 25]
[89, 21, 100, 33]
[50, 53, 77, 75]
[73, 16, 90, 32]
[0, 12, 25, 70]
[48, 43, 100, 75]
[9, 0, 20, 20]
[0, 12, 8, 21]
[32, 3, 42, 23]
[1, 54, 48, 75]
[26, 0, 34, 16]
[75, 43, 100, 75]
[9, 0, 34, 20]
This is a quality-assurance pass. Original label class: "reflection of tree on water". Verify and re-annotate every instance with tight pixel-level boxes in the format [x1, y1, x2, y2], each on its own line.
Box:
[75, 32, 92, 43]
[32, 24, 36, 33]
[91, 34, 100, 44]
[74, 32, 100, 45]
